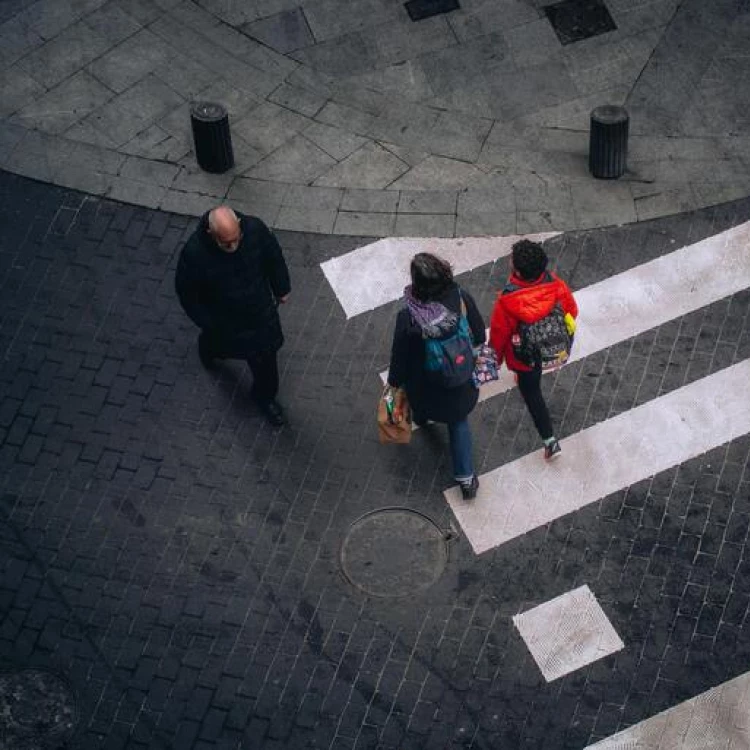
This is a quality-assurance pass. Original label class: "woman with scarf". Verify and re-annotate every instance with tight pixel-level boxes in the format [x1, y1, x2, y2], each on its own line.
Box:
[387, 253, 486, 499]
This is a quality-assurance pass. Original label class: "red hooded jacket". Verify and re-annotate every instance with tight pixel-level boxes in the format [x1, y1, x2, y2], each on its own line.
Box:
[489, 271, 578, 372]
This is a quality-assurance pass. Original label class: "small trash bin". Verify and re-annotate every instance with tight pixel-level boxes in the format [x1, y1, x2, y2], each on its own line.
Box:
[589, 105, 629, 179]
[190, 101, 234, 174]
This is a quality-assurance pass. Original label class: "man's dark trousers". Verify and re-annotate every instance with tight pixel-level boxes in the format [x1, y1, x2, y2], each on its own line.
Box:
[246, 350, 279, 404]
[199, 332, 279, 404]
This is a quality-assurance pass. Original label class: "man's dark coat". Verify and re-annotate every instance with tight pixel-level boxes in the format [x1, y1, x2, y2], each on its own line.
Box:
[175, 212, 291, 356]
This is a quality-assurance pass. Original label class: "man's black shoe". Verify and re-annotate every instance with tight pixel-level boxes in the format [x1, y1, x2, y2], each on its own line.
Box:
[199, 348, 218, 370]
[198, 335, 219, 370]
[261, 400, 286, 427]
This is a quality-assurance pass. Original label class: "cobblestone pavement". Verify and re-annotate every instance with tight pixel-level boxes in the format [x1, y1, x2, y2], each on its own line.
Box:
[1, 0, 750, 237]
[1, 168, 750, 750]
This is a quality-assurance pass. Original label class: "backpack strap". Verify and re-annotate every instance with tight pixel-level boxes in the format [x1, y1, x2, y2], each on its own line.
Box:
[457, 287, 467, 318]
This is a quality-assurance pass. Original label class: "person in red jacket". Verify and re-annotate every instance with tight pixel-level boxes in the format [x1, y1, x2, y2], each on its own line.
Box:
[489, 240, 578, 459]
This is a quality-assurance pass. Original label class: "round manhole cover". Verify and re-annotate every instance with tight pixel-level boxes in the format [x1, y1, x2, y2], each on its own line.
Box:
[340, 508, 449, 597]
[0, 669, 78, 748]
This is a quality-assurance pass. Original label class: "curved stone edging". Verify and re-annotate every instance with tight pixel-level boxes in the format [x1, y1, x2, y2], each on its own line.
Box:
[3, 122, 749, 238]
[1, 0, 749, 236]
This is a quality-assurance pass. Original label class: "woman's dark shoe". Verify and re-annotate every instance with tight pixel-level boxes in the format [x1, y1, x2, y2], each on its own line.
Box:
[459, 475, 479, 500]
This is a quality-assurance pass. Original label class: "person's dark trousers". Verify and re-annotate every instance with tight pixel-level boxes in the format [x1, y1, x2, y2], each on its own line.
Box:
[516, 366, 554, 440]
[198, 330, 220, 369]
[246, 350, 279, 404]
[198, 331, 280, 403]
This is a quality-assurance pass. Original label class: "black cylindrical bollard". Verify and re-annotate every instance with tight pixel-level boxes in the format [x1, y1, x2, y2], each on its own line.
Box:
[190, 101, 234, 174]
[589, 105, 629, 179]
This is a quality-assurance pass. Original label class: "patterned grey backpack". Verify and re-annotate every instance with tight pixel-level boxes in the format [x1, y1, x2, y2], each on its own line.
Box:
[504, 272, 572, 371]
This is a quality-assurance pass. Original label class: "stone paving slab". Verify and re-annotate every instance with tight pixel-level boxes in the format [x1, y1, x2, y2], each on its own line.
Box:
[242, 8, 315, 54]
[1, 170, 750, 750]
[16, 19, 111, 88]
[12, 70, 113, 135]
[0, 0, 748, 236]
[0, 67, 46, 120]
[86, 27, 170, 94]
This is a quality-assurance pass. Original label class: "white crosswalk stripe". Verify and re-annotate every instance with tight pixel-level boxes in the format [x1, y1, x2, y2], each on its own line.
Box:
[321, 233, 559, 319]
[445, 358, 750, 554]
[584, 669, 750, 749]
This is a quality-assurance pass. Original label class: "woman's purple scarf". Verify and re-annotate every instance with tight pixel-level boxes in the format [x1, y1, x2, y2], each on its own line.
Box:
[404, 285, 457, 339]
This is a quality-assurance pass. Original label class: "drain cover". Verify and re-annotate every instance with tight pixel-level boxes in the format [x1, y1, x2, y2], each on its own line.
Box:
[544, 0, 617, 45]
[0, 669, 78, 749]
[340, 508, 449, 597]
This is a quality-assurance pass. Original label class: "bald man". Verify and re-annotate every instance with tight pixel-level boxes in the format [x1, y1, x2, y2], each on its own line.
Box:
[175, 206, 291, 426]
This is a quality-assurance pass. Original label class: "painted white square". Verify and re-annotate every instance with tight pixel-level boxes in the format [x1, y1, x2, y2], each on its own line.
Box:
[513, 585, 624, 682]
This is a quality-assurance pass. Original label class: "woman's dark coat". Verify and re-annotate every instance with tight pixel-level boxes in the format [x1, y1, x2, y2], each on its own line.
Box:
[387, 284, 486, 424]
[175, 212, 291, 356]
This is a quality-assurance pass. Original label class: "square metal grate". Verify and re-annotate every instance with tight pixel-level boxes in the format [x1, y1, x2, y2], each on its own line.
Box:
[544, 0, 617, 45]
[405, 0, 460, 22]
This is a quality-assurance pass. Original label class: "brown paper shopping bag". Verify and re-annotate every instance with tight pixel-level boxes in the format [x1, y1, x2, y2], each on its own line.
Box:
[377, 386, 412, 444]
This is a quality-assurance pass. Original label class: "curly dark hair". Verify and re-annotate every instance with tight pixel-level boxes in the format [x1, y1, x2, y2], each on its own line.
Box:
[512, 239, 548, 281]
[410, 252, 454, 301]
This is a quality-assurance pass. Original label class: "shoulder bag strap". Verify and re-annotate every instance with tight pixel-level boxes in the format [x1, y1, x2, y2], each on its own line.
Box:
[457, 287, 467, 318]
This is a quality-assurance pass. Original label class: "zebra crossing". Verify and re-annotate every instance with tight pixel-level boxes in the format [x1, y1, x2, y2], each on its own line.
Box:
[320, 218, 750, 749]
[316, 219, 750, 555]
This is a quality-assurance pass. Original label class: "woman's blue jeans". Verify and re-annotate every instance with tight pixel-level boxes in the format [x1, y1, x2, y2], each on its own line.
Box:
[447, 419, 474, 482]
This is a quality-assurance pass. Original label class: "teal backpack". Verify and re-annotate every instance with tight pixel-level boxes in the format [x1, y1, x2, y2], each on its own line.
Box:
[422, 294, 475, 388]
